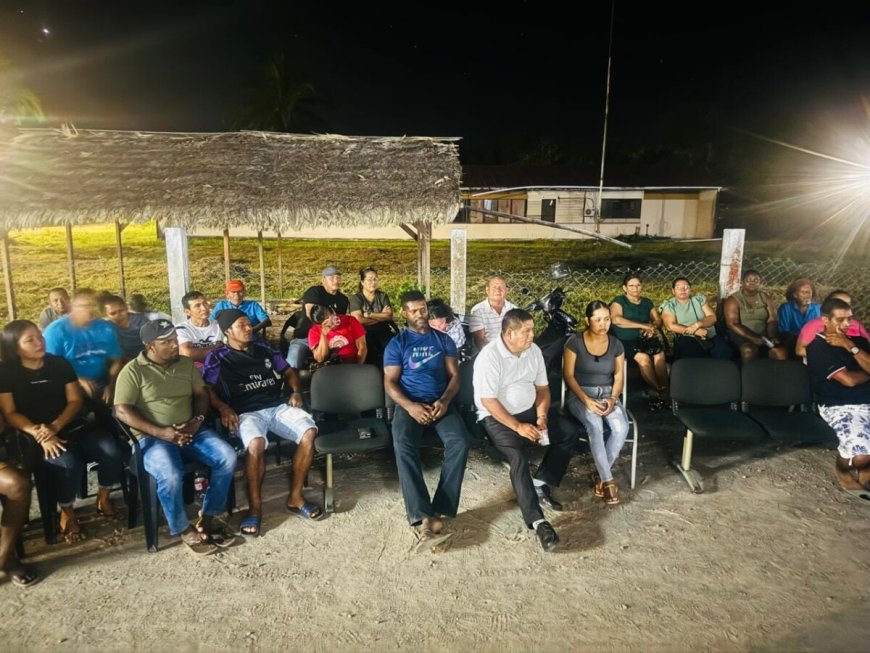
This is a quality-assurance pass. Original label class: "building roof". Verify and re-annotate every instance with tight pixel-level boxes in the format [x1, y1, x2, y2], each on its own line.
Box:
[0, 127, 461, 230]
[461, 164, 721, 191]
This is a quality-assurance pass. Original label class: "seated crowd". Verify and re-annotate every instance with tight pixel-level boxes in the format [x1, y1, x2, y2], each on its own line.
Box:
[0, 266, 867, 587]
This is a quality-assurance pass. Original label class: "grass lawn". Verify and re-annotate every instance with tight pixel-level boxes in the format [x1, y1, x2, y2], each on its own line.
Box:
[0, 221, 841, 322]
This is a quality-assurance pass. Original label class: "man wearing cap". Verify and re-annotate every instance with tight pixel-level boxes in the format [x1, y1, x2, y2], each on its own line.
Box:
[114, 319, 238, 556]
[384, 290, 470, 552]
[210, 280, 272, 337]
[177, 291, 224, 366]
[203, 309, 320, 536]
[285, 266, 350, 369]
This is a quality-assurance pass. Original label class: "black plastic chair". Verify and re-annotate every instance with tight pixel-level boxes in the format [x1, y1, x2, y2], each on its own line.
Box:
[309, 365, 391, 513]
[114, 417, 235, 552]
[741, 359, 836, 446]
[670, 358, 767, 493]
[457, 354, 488, 442]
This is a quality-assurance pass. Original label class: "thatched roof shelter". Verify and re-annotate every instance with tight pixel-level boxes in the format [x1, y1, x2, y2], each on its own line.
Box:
[0, 127, 461, 318]
[0, 127, 461, 230]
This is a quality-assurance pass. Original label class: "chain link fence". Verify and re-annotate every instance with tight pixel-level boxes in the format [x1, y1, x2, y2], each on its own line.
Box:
[424, 257, 870, 324]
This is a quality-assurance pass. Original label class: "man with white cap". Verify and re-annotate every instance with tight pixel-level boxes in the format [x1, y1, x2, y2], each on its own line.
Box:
[203, 309, 320, 537]
[285, 266, 349, 369]
[114, 318, 238, 556]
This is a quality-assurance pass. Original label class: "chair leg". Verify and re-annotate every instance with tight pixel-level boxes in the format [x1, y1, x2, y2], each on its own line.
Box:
[323, 453, 334, 514]
[629, 416, 639, 490]
[127, 474, 139, 529]
[33, 468, 58, 545]
[674, 429, 704, 493]
[142, 475, 159, 553]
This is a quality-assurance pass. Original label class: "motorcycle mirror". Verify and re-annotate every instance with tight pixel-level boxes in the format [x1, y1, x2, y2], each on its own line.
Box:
[549, 262, 571, 280]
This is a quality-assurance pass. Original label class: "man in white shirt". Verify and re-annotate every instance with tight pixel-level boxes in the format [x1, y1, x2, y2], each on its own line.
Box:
[176, 291, 223, 366]
[473, 308, 576, 552]
[469, 276, 516, 351]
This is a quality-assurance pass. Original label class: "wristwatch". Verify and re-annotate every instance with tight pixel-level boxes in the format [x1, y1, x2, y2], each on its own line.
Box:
[850, 346, 860, 355]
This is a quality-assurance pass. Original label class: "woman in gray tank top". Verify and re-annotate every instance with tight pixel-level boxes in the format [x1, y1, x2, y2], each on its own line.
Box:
[563, 301, 629, 505]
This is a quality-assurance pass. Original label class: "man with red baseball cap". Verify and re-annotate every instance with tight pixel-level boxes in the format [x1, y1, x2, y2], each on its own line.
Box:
[210, 279, 271, 337]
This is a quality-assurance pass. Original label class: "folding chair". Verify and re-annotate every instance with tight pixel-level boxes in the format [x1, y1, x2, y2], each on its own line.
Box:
[741, 359, 836, 446]
[309, 365, 391, 513]
[670, 358, 767, 493]
[561, 359, 640, 489]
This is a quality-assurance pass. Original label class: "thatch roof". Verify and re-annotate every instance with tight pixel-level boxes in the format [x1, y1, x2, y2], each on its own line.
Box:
[0, 127, 461, 230]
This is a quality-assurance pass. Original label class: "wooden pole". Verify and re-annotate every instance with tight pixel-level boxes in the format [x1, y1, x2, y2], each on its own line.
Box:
[276, 231, 283, 297]
[222, 228, 231, 282]
[257, 231, 266, 306]
[0, 232, 16, 320]
[450, 228, 467, 317]
[417, 221, 432, 298]
[65, 224, 77, 291]
[115, 220, 127, 297]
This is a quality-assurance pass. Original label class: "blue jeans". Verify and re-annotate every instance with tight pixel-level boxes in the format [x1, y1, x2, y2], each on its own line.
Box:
[391, 404, 470, 525]
[139, 426, 237, 536]
[285, 338, 311, 370]
[566, 385, 629, 483]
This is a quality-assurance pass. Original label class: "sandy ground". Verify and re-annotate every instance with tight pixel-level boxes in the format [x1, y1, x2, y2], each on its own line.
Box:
[2, 398, 869, 652]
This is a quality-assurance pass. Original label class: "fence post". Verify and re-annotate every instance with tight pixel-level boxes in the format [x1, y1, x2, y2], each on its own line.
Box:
[450, 228, 467, 316]
[718, 228, 745, 299]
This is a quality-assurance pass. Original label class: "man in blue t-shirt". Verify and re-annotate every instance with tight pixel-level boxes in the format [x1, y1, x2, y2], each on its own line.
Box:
[384, 290, 470, 552]
[209, 279, 272, 338]
[43, 288, 123, 406]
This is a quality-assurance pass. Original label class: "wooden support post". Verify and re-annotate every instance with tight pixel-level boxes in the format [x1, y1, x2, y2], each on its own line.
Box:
[416, 221, 432, 298]
[718, 229, 745, 299]
[0, 232, 16, 320]
[257, 230, 266, 306]
[164, 228, 190, 323]
[276, 230, 283, 297]
[65, 224, 76, 292]
[450, 228, 467, 317]
[115, 220, 127, 297]
[222, 228, 231, 282]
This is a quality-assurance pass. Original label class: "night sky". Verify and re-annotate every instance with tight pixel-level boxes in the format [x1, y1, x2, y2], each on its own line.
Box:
[3, 1, 870, 183]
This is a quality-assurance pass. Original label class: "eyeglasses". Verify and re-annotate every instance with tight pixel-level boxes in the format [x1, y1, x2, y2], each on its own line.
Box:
[674, 285, 691, 291]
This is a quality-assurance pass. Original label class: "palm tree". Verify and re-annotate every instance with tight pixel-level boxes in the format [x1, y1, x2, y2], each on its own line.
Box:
[0, 51, 44, 124]
[235, 53, 324, 133]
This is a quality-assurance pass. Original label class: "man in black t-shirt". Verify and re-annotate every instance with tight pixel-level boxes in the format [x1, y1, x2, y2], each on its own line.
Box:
[806, 297, 870, 500]
[203, 309, 320, 536]
[285, 266, 349, 369]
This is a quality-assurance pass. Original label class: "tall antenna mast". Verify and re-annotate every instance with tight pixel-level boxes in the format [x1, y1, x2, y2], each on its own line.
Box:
[595, 0, 616, 233]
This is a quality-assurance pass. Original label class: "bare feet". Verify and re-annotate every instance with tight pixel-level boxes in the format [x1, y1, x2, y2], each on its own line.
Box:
[423, 516, 443, 534]
[59, 507, 85, 544]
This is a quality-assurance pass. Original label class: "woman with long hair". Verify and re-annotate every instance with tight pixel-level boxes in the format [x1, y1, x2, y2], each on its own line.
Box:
[0, 320, 124, 543]
[563, 301, 629, 505]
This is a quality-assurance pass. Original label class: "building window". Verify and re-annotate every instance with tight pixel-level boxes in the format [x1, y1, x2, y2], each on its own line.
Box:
[601, 198, 641, 220]
[541, 199, 556, 222]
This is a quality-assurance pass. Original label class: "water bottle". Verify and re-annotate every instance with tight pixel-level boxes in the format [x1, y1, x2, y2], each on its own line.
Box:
[538, 428, 550, 447]
[193, 471, 209, 505]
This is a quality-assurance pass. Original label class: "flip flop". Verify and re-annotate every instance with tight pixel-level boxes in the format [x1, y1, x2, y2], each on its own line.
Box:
[843, 488, 870, 502]
[181, 532, 218, 556]
[414, 528, 453, 554]
[9, 567, 40, 589]
[287, 501, 323, 521]
[239, 515, 261, 536]
[196, 516, 237, 548]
